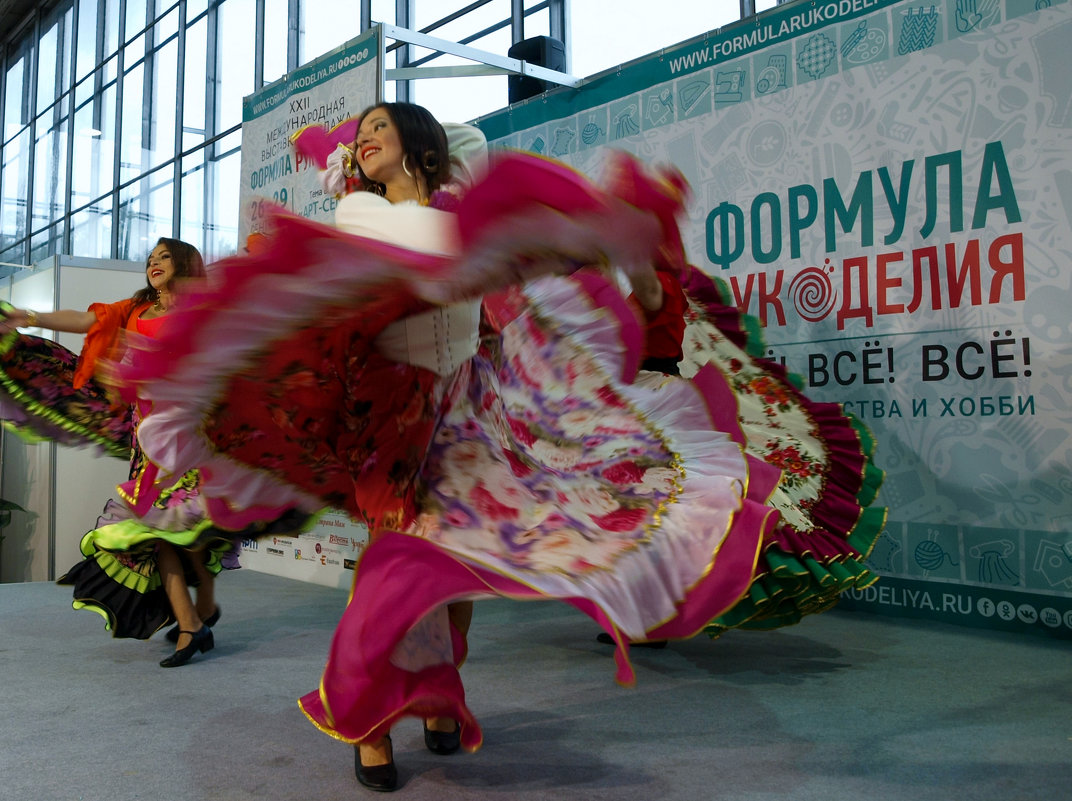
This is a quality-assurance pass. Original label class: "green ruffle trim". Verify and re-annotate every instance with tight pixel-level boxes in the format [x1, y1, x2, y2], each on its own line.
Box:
[2, 419, 51, 443]
[79, 521, 239, 574]
[702, 545, 880, 637]
[693, 278, 888, 638]
[840, 408, 887, 560]
[847, 412, 885, 510]
[71, 599, 122, 632]
[707, 276, 767, 361]
[0, 306, 129, 459]
[86, 546, 165, 596]
[702, 444, 888, 638]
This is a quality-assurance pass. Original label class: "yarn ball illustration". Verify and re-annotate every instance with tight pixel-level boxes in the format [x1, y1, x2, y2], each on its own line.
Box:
[914, 540, 948, 570]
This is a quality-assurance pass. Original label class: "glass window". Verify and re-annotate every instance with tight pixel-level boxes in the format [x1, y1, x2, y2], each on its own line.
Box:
[412, 1, 502, 33]
[101, 51, 119, 85]
[71, 79, 117, 210]
[37, 5, 75, 113]
[155, 4, 179, 41]
[120, 60, 147, 182]
[100, 0, 122, 64]
[179, 149, 205, 253]
[187, 0, 209, 22]
[74, 71, 97, 109]
[37, 18, 59, 115]
[147, 35, 178, 170]
[264, 0, 289, 85]
[32, 119, 69, 229]
[203, 146, 240, 261]
[300, 0, 362, 64]
[569, 1, 739, 78]
[117, 167, 174, 260]
[1, 127, 31, 250]
[58, 5, 75, 97]
[76, 0, 102, 81]
[371, 0, 394, 25]
[126, 29, 149, 67]
[126, 0, 148, 43]
[183, 15, 208, 149]
[70, 196, 114, 258]
[216, 0, 256, 134]
[29, 223, 63, 262]
[4, 40, 32, 139]
[409, 20, 513, 123]
[406, 1, 519, 123]
[0, 243, 24, 268]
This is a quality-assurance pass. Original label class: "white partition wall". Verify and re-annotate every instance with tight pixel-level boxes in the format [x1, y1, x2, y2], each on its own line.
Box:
[0, 256, 143, 583]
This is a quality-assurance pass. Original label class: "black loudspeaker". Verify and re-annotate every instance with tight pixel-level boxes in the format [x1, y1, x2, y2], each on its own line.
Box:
[508, 36, 566, 103]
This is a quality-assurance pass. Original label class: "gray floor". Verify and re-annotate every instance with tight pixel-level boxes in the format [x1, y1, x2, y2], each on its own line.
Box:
[1, 568, 1068, 801]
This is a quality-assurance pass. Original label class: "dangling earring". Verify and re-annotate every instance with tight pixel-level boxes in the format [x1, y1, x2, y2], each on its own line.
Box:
[402, 155, 426, 205]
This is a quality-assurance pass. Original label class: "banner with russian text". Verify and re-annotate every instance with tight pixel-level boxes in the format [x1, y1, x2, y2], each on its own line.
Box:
[236, 31, 382, 588]
[238, 27, 381, 246]
[477, 0, 1072, 638]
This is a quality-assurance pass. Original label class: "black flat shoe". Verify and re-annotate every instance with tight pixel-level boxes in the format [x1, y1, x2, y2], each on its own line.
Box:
[355, 737, 397, 792]
[595, 632, 668, 649]
[423, 720, 461, 755]
[159, 625, 215, 668]
[165, 606, 220, 642]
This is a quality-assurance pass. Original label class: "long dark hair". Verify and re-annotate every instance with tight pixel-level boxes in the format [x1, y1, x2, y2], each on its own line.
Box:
[353, 102, 451, 196]
[132, 237, 206, 305]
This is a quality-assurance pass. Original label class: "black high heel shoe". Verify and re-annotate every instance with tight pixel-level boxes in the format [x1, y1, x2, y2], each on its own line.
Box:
[355, 736, 397, 792]
[423, 720, 461, 755]
[165, 606, 220, 642]
[159, 625, 215, 668]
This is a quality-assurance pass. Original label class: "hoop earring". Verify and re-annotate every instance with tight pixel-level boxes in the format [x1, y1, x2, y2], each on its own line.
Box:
[402, 155, 414, 179]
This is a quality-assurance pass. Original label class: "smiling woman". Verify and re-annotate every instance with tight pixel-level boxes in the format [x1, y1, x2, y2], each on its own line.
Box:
[0, 237, 308, 668]
[351, 102, 451, 205]
[144, 243, 177, 313]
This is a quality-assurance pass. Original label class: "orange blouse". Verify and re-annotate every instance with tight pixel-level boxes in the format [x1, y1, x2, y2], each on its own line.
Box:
[72, 298, 153, 389]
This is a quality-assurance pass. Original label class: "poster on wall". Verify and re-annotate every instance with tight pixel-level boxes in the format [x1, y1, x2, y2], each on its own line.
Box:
[237, 511, 368, 591]
[477, 0, 1072, 637]
[236, 29, 385, 587]
[238, 27, 382, 246]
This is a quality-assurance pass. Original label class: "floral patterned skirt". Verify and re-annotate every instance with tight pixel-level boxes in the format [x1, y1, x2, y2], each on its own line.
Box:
[112, 153, 884, 748]
[678, 266, 886, 635]
[0, 326, 132, 456]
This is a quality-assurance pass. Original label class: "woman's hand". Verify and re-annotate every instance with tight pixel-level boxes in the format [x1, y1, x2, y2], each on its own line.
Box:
[0, 308, 32, 333]
[321, 142, 354, 197]
[627, 264, 664, 313]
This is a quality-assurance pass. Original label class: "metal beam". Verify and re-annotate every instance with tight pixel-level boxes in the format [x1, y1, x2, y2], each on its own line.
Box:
[379, 23, 580, 88]
[387, 64, 512, 80]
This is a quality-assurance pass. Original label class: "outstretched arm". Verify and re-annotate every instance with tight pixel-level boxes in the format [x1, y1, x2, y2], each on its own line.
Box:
[1, 308, 96, 334]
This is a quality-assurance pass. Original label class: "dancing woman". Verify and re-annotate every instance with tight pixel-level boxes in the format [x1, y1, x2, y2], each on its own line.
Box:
[116, 103, 881, 791]
[0, 238, 304, 667]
